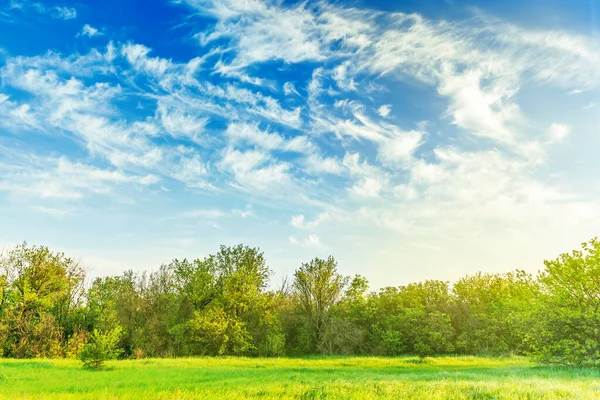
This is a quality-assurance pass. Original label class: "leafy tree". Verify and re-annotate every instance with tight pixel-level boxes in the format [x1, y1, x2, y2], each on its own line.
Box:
[2, 239, 599, 365]
[292, 256, 349, 354]
[0, 243, 85, 357]
[79, 327, 123, 369]
[84, 274, 144, 357]
[214, 245, 272, 355]
[139, 265, 179, 357]
[330, 275, 370, 355]
[529, 238, 600, 366]
[452, 271, 536, 355]
[365, 281, 455, 357]
[179, 245, 277, 356]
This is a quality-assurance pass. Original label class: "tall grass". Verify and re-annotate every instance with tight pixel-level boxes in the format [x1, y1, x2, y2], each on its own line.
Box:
[0, 356, 599, 399]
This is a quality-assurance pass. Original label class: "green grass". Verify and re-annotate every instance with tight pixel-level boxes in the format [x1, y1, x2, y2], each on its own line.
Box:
[0, 356, 599, 399]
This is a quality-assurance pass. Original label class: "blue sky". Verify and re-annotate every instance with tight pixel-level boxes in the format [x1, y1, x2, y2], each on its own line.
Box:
[1, 0, 599, 288]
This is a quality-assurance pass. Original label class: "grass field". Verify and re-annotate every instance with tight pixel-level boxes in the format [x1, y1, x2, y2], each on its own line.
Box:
[0, 356, 599, 399]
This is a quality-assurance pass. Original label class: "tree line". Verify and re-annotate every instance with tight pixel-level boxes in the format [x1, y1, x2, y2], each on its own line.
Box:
[1, 239, 599, 366]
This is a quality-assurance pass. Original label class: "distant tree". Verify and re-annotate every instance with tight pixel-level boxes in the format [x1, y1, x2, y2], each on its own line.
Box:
[292, 256, 349, 354]
[5, 238, 600, 364]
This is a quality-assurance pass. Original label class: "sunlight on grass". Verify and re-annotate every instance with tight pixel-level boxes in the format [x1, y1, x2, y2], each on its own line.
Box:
[1, 356, 599, 399]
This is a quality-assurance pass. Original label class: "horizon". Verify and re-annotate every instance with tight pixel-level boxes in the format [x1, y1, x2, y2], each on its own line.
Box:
[1, 0, 599, 289]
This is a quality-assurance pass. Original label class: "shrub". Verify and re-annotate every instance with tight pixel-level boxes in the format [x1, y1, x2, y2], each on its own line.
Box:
[79, 327, 123, 370]
[132, 347, 145, 360]
[381, 328, 405, 356]
[65, 328, 89, 359]
[258, 332, 286, 357]
[414, 341, 432, 359]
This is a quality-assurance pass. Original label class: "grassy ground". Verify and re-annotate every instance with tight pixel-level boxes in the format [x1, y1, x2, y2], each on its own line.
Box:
[0, 356, 599, 399]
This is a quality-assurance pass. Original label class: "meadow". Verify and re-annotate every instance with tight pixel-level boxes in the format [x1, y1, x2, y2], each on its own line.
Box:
[1, 356, 599, 399]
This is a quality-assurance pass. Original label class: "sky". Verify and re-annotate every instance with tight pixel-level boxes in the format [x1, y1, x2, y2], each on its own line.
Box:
[0, 0, 599, 289]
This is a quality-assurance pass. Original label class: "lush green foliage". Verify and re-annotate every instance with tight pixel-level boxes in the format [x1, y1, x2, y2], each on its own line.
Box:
[528, 238, 600, 366]
[1, 356, 599, 399]
[1, 239, 600, 366]
[78, 327, 123, 369]
[0, 243, 85, 358]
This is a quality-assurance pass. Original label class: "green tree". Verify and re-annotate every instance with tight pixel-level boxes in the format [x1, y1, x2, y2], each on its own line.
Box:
[452, 271, 538, 355]
[0, 243, 85, 358]
[79, 327, 123, 369]
[179, 245, 277, 356]
[292, 256, 349, 354]
[84, 273, 145, 357]
[330, 275, 370, 355]
[530, 238, 600, 366]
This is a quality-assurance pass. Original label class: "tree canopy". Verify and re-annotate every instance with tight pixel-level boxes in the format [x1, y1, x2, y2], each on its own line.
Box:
[1, 239, 599, 366]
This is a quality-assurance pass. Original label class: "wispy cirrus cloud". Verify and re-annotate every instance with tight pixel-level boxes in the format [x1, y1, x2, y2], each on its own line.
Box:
[5, 1, 77, 20]
[0, 154, 158, 200]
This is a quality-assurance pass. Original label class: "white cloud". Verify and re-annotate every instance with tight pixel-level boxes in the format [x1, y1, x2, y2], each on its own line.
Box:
[342, 152, 380, 178]
[225, 122, 313, 153]
[0, 156, 158, 200]
[173, 206, 254, 221]
[302, 154, 344, 175]
[378, 130, 423, 165]
[410, 160, 446, 185]
[79, 24, 102, 38]
[548, 123, 572, 142]
[122, 43, 172, 77]
[178, 209, 226, 219]
[289, 233, 324, 248]
[204, 83, 302, 128]
[394, 184, 418, 200]
[333, 62, 356, 91]
[437, 67, 519, 145]
[232, 206, 254, 218]
[156, 103, 208, 143]
[304, 233, 323, 248]
[5, 2, 77, 20]
[283, 82, 300, 96]
[349, 177, 384, 198]
[53, 6, 76, 20]
[185, 0, 325, 70]
[0, 50, 219, 194]
[290, 213, 329, 229]
[219, 147, 291, 191]
[168, 154, 211, 189]
[377, 104, 391, 118]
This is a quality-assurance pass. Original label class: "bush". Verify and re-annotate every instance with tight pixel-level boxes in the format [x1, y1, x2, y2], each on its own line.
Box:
[414, 341, 432, 359]
[380, 328, 405, 356]
[79, 327, 123, 369]
[65, 328, 89, 359]
[258, 332, 286, 357]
